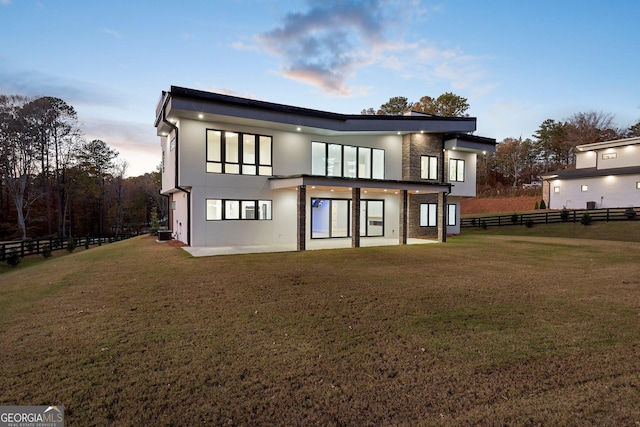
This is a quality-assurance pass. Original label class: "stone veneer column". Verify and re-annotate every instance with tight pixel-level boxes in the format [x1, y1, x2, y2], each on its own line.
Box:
[438, 192, 447, 243]
[297, 185, 306, 251]
[351, 187, 361, 248]
[399, 190, 408, 245]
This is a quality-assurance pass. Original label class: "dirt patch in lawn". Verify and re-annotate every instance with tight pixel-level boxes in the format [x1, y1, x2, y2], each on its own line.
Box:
[461, 196, 541, 215]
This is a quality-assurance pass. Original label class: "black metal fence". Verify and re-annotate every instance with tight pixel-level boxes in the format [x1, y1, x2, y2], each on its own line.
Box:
[0, 234, 139, 262]
[461, 207, 639, 228]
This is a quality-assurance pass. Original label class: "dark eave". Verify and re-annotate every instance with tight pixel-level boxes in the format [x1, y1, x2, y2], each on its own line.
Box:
[157, 86, 478, 136]
[542, 166, 640, 180]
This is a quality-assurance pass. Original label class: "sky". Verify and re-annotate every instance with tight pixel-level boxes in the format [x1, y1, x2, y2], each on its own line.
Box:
[1, 0, 639, 177]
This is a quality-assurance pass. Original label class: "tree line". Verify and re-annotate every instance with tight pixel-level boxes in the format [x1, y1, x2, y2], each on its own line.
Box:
[365, 95, 640, 196]
[0, 95, 166, 241]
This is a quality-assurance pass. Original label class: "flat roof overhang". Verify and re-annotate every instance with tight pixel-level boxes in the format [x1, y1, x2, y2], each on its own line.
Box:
[270, 175, 451, 194]
[156, 87, 477, 137]
[576, 136, 640, 151]
[444, 132, 497, 153]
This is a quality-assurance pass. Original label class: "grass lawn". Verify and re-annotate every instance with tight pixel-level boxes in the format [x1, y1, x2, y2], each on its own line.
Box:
[1, 226, 639, 426]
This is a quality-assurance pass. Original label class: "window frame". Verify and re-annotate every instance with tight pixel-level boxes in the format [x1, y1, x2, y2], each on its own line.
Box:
[420, 203, 438, 227]
[206, 199, 273, 221]
[311, 141, 385, 180]
[447, 204, 457, 226]
[421, 155, 438, 180]
[206, 129, 273, 176]
[449, 158, 465, 182]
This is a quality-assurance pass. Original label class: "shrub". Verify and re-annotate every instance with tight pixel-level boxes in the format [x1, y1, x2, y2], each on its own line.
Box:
[525, 219, 534, 228]
[580, 213, 592, 226]
[6, 249, 21, 267]
[534, 201, 539, 210]
[471, 218, 476, 226]
[66, 237, 76, 253]
[560, 208, 570, 222]
[25, 240, 35, 253]
[150, 209, 160, 236]
[624, 208, 637, 219]
[42, 244, 52, 259]
[511, 213, 518, 224]
[540, 199, 546, 209]
[84, 236, 90, 250]
[480, 220, 488, 230]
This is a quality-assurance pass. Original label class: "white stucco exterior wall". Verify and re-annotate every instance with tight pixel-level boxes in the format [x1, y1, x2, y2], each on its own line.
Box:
[547, 175, 640, 209]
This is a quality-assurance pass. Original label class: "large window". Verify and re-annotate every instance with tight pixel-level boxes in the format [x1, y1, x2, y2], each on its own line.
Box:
[207, 129, 272, 176]
[449, 158, 465, 182]
[421, 156, 438, 180]
[312, 142, 384, 179]
[311, 198, 384, 238]
[206, 199, 272, 220]
[420, 203, 437, 227]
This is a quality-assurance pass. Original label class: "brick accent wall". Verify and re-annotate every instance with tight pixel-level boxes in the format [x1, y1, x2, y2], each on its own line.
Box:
[408, 193, 439, 238]
[402, 133, 445, 181]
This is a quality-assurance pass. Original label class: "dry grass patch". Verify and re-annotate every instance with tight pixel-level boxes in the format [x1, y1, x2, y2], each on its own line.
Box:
[0, 233, 639, 425]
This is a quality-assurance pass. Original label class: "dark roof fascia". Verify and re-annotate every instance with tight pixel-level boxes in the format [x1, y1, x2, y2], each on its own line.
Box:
[270, 174, 452, 191]
[169, 86, 477, 129]
[444, 132, 497, 146]
[542, 166, 640, 180]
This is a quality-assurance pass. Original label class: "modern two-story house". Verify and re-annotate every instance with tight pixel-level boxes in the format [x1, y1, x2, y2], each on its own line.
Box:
[155, 86, 496, 251]
[542, 136, 640, 209]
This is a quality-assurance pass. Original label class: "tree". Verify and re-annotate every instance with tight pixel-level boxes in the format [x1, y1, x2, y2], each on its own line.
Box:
[494, 137, 535, 188]
[377, 96, 412, 115]
[533, 119, 569, 172]
[0, 95, 39, 240]
[21, 96, 81, 238]
[77, 139, 118, 237]
[412, 92, 470, 117]
[564, 111, 624, 148]
[628, 120, 640, 138]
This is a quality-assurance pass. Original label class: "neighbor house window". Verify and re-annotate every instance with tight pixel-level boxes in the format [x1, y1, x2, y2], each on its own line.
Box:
[581, 185, 588, 192]
[421, 156, 438, 180]
[447, 204, 456, 226]
[554, 186, 560, 193]
[420, 203, 437, 227]
[602, 152, 617, 160]
[636, 182, 640, 189]
[312, 141, 384, 179]
[206, 199, 272, 220]
[449, 158, 465, 182]
[206, 129, 272, 176]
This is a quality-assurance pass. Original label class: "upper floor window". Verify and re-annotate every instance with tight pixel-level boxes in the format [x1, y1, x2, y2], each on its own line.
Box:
[421, 156, 438, 180]
[206, 129, 272, 176]
[449, 158, 465, 182]
[312, 141, 384, 179]
[602, 152, 617, 160]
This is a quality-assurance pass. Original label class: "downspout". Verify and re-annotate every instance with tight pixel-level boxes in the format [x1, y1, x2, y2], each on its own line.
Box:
[160, 91, 191, 245]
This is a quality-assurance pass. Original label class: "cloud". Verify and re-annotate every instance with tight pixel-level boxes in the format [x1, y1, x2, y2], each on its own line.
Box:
[101, 28, 122, 38]
[0, 65, 124, 108]
[257, 0, 388, 96]
[253, 0, 492, 98]
[82, 117, 160, 176]
[0, 0, 11, 5]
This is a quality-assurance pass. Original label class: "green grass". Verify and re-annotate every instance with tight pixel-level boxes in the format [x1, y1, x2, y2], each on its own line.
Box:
[1, 229, 639, 426]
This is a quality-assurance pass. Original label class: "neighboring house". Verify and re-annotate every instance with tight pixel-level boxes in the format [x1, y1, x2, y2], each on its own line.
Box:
[155, 86, 496, 250]
[542, 136, 640, 209]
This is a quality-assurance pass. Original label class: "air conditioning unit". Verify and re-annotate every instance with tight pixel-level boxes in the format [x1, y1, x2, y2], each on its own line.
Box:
[586, 201, 596, 210]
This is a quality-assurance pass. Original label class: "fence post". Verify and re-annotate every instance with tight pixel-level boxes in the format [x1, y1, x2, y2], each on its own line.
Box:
[545, 212, 548, 224]
[606, 209, 610, 222]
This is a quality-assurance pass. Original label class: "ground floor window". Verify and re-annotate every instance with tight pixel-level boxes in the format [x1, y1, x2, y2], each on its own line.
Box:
[206, 199, 272, 220]
[420, 203, 437, 227]
[447, 204, 457, 226]
[311, 198, 384, 238]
